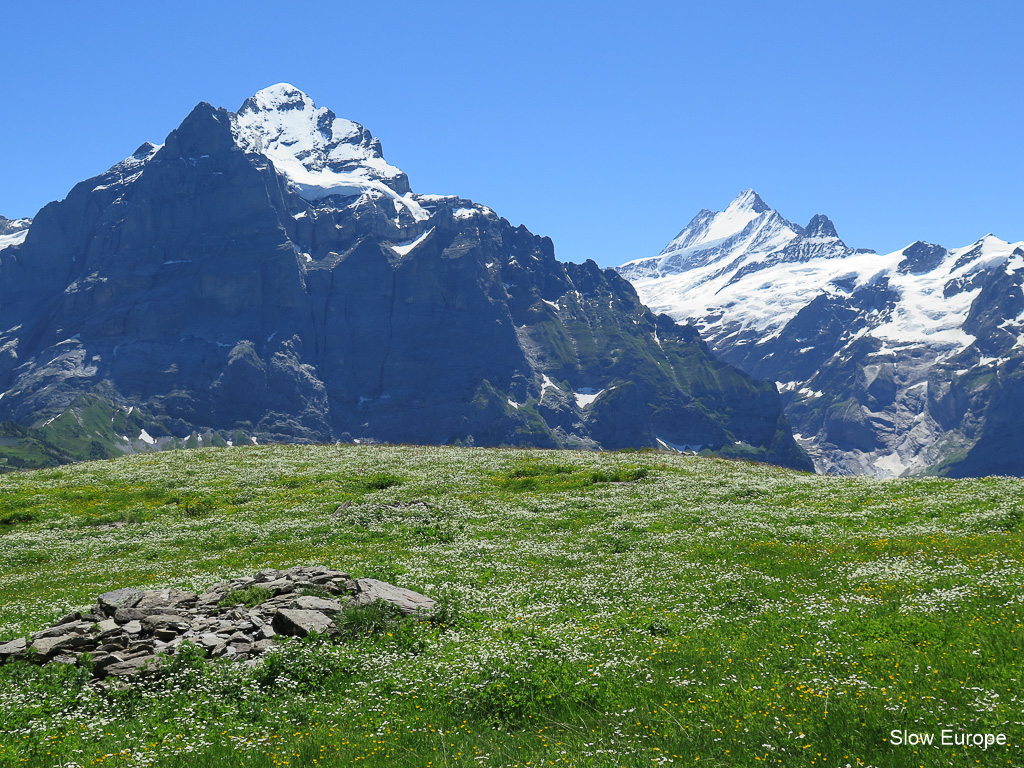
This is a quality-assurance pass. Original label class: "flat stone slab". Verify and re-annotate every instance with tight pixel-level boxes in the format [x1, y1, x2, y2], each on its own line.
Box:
[142, 614, 190, 631]
[136, 589, 198, 610]
[32, 621, 87, 640]
[95, 618, 119, 636]
[272, 609, 335, 637]
[31, 633, 89, 658]
[103, 654, 161, 678]
[294, 595, 344, 612]
[0, 637, 27, 659]
[352, 578, 436, 617]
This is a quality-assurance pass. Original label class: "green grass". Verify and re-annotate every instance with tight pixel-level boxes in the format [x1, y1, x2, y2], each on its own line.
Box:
[218, 585, 275, 609]
[493, 461, 648, 492]
[0, 444, 1022, 767]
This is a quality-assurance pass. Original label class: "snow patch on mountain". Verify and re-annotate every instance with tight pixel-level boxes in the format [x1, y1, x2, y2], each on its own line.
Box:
[0, 229, 27, 253]
[390, 227, 434, 257]
[573, 388, 604, 408]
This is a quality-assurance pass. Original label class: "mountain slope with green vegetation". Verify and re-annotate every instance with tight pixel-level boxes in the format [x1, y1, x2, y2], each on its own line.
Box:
[0, 445, 1021, 767]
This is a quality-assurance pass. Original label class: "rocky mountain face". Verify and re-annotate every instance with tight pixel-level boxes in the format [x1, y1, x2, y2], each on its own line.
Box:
[619, 190, 1024, 478]
[0, 87, 809, 470]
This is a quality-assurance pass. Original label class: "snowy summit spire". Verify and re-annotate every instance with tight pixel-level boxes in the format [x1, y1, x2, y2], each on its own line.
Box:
[727, 189, 770, 214]
[625, 189, 802, 276]
[231, 83, 416, 204]
[242, 83, 314, 112]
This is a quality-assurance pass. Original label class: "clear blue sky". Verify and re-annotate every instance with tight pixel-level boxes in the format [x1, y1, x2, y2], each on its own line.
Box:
[2, 1, 1021, 266]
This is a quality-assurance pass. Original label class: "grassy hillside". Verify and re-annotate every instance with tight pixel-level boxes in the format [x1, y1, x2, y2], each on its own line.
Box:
[0, 445, 1021, 767]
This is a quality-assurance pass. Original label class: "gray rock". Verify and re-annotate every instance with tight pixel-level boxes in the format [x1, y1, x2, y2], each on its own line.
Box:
[31, 633, 90, 657]
[286, 566, 332, 579]
[91, 653, 124, 674]
[32, 621, 88, 640]
[104, 654, 160, 678]
[136, 589, 198, 611]
[272, 609, 335, 637]
[0, 637, 27, 659]
[95, 618, 119, 636]
[332, 578, 358, 595]
[122, 643, 155, 658]
[195, 584, 229, 608]
[294, 595, 344, 612]
[352, 578, 436, 617]
[123, 621, 142, 635]
[259, 595, 294, 609]
[113, 607, 147, 623]
[142, 613, 189, 630]
[261, 578, 295, 596]
[97, 588, 145, 615]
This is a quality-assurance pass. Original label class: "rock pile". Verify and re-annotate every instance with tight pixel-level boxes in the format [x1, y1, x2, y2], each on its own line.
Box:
[0, 566, 435, 679]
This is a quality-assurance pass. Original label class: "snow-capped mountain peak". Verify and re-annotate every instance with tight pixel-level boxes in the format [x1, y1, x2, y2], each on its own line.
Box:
[804, 214, 839, 240]
[231, 84, 420, 212]
[241, 82, 314, 113]
[618, 189, 804, 282]
[617, 192, 1024, 479]
[947, 233, 1018, 274]
[664, 188, 796, 260]
[728, 188, 770, 214]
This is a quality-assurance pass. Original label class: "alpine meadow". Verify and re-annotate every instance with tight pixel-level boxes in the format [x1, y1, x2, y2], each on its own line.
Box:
[3, 4, 1024, 766]
[1, 444, 1021, 767]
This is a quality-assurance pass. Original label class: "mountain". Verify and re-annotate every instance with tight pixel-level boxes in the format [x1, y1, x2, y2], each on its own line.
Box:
[0, 87, 810, 470]
[619, 190, 1024, 478]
